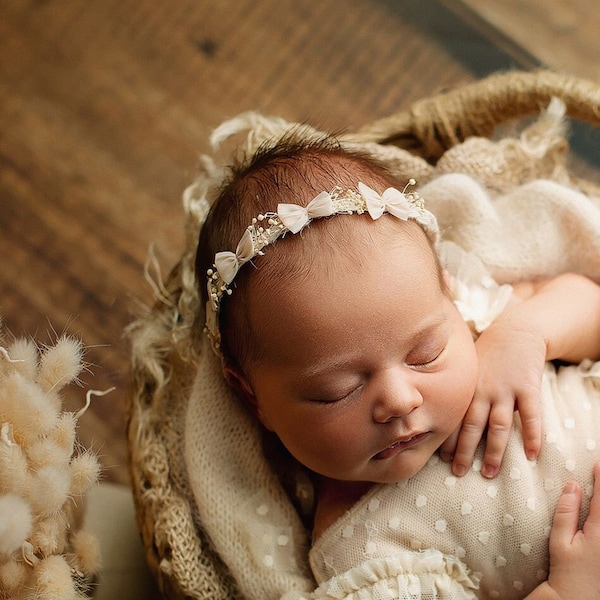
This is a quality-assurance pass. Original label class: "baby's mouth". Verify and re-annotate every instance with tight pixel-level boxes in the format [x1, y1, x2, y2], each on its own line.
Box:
[373, 432, 430, 460]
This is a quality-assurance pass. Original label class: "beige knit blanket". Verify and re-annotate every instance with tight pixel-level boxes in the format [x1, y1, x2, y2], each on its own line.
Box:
[179, 103, 600, 600]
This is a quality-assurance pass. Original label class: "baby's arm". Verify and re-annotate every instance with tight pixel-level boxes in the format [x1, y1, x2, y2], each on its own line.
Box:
[447, 273, 600, 478]
[524, 463, 600, 600]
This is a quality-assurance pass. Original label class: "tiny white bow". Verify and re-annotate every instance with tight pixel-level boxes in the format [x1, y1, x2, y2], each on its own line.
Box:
[359, 182, 412, 221]
[278, 191, 334, 234]
[214, 228, 254, 285]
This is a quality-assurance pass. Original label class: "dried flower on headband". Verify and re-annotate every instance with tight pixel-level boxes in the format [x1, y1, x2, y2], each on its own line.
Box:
[205, 180, 438, 352]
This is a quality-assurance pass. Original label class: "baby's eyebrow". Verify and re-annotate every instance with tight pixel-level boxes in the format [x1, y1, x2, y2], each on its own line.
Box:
[410, 313, 449, 344]
[297, 312, 449, 380]
[296, 355, 356, 381]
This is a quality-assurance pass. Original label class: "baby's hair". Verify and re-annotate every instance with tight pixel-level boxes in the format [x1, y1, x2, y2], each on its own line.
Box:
[195, 131, 437, 370]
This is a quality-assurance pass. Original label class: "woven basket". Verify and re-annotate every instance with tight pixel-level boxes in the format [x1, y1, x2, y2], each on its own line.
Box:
[127, 70, 600, 600]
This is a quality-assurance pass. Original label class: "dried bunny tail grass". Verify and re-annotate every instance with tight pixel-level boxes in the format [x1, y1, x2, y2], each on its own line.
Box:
[62, 495, 85, 535]
[1, 374, 60, 445]
[0, 494, 33, 556]
[69, 451, 101, 497]
[37, 336, 84, 394]
[0, 439, 29, 495]
[69, 529, 102, 576]
[26, 437, 73, 471]
[30, 516, 67, 558]
[0, 326, 101, 599]
[1, 338, 38, 380]
[47, 412, 77, 456]
[27, 465, 71, 517]
[33, 555, 82, 600]
[0, 558, 28, 595]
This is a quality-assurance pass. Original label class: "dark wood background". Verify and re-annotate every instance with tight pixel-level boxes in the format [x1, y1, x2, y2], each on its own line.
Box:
[1, 0, 599, 485]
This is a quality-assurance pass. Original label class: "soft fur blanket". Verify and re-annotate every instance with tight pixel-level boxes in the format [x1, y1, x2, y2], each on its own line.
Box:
[183, 104, 600, 599]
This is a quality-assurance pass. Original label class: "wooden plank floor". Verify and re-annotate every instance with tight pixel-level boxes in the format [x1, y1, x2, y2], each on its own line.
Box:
[459, 0, 600, 81]
[1, 0, 598, 485]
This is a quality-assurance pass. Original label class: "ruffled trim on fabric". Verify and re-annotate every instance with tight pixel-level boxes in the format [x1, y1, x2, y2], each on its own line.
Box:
[577, 358, 600, 379]
[284, 550, 480, 600]
[439, 241, 513, 333]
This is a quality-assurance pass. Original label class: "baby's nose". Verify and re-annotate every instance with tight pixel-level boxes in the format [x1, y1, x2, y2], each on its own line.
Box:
[371, 367, 423, 423]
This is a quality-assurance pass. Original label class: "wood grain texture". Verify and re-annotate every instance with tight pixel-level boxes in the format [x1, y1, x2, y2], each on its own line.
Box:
[458, 0, 600, 81]
[0, 0, 597, 484]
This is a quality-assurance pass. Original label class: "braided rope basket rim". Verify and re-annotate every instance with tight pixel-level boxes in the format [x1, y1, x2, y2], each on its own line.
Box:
[127, 70, 600, 599]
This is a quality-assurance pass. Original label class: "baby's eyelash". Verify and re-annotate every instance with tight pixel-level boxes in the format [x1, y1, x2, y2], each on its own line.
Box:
[312, 385, 362, 404]
[410, 346, 445, 368]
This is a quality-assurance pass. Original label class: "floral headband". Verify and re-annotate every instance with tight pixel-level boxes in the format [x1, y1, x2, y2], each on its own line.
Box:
[205, 180, 438, 351]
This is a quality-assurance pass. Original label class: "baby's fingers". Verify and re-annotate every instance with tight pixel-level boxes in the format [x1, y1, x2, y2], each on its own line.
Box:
[450, 400, 491, 477]
[549, 480, 583, 550]
[547, 464, 600, 600]
[479, 400, 515, 478]
[439, 429, 459, 464]
[517, 392, 542, 462]
[583, 463, 600, 536]
[550, 464, 600, 554]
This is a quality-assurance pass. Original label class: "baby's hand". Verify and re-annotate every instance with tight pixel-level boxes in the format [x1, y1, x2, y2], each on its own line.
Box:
[528, 463, 600, 600]
[441, 321, 545, 478]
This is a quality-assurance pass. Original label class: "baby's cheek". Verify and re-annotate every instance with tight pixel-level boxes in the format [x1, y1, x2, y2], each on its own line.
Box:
[300, 416, 363, 469]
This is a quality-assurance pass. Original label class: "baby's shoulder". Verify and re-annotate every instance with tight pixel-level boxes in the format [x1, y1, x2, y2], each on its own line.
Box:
[313, 479, 374, 541]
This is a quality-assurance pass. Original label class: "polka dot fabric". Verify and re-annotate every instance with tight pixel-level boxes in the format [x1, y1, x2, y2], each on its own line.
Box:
[310, 361, 600, 599]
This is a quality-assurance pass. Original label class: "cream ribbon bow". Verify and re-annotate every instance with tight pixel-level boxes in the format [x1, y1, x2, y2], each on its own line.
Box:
[278, 191, 334, 234]
[359, 182, 412, 221]
[214, 228, 254, 285]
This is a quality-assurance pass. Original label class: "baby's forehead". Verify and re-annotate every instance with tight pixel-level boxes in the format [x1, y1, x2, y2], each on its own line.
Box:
[246, 216, 445, 364]
[259, 214, 436, 286]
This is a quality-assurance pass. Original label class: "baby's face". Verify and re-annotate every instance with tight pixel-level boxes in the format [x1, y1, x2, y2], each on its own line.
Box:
[244, 220, 478, 484]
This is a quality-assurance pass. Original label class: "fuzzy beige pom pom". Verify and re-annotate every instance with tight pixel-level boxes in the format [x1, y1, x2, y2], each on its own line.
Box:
[28, 465, 71, 517]
[30, 516, 66, 557]
[0, 438, 29, 495]
[0, 374, 59, 444]
[0, 493, 33, 556]
[48, 412, 77, 454]
[37, 336, 83, 394]
[27, 437, 72, 470]
[0, 559, 27, 593]
[3, 338, 38, 380]
[70, 529, 102, 576]
[70, 451, 101, 496]
[33, 554, 79, 600]
[1, 330, 102, 598]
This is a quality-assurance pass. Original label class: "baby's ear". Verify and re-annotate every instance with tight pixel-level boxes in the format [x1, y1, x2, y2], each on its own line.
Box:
[223, 364, 266, 424]
[441, 268, 453, 294]
[223, 364, 255, 404]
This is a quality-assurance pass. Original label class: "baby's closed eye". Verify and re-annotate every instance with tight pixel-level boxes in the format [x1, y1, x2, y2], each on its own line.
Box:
[406, 341, 446, 368]
[310, 383, 364, 404]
